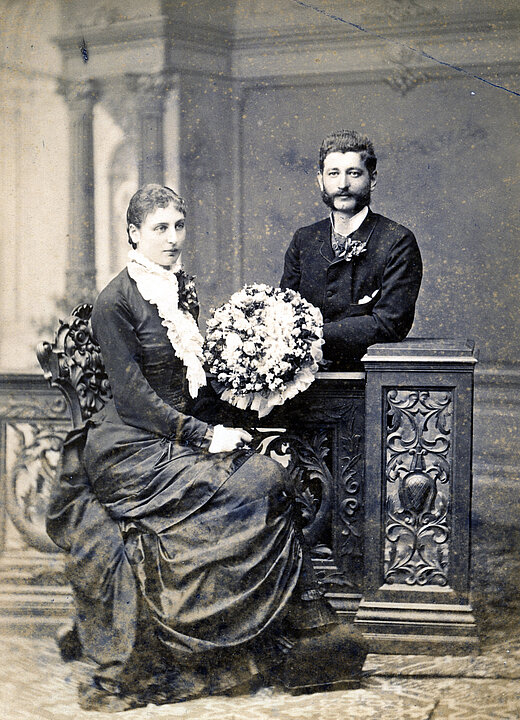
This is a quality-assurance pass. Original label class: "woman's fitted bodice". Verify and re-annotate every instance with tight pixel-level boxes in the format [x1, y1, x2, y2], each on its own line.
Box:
[90, 268, 209, 446]
[140, 342, 188, 412]
[128, 286, 190, 412]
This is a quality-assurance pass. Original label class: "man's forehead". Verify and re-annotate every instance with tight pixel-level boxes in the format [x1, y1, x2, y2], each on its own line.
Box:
[322, 151, 367, 170]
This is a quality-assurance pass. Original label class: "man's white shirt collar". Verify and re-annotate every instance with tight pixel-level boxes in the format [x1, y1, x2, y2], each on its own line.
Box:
[330, 205, 369, 237]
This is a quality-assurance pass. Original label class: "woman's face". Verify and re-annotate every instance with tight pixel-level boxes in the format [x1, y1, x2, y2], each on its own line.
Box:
[129, 204, 186, 269]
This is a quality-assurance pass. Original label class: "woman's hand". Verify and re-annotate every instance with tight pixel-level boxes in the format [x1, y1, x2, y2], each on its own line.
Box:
[208, 425, 253, 453]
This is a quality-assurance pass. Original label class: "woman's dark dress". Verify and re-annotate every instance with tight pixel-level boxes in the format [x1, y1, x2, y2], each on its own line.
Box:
[47, 269, 308, 705]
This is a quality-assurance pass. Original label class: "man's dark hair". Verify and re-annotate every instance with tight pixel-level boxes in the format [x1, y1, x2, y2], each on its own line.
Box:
[126, 184, 187, 248]
[319, 130, 377, 177]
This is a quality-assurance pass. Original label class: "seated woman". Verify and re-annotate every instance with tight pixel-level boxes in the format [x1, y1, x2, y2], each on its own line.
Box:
[47, 184, 367, 711]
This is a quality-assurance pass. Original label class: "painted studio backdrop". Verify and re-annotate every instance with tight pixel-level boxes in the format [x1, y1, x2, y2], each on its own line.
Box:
[0, 0, 518, 565]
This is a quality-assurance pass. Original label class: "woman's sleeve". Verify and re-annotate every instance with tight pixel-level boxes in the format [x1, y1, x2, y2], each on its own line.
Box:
[91, 290, 212, 448]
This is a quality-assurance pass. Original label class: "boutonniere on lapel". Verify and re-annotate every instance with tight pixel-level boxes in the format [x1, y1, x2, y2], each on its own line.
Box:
[344, 237, 369, 262]
[176, 270, 199, 317]
[331, 232, 370, 262]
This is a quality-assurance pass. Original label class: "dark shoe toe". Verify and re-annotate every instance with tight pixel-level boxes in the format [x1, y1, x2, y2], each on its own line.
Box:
[78, 681, 145, 712]
[56, 623, 82, 662]
[280, 622, 368, 694]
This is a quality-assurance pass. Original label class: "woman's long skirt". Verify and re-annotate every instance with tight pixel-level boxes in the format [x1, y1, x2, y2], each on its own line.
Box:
[47, 413, 303, 705]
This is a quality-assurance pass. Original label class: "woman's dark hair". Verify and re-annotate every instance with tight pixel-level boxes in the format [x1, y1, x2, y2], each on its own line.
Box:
[127, 184, 187, 248]
[319, 130, 377, 177]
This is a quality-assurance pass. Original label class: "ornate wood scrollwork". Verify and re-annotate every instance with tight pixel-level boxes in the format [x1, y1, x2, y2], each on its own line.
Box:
[260, 428, 354, 591]
[260, 429, 333, 549]
[258, 394, 364, 594]
[384, 389, 452, 586]
[336, 402, 363, 558]
[36, 304, 112, 426]
[4, 423, 68, 553]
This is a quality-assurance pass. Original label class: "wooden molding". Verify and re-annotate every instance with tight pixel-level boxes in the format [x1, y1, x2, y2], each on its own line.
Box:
[52, 11, 520, 82]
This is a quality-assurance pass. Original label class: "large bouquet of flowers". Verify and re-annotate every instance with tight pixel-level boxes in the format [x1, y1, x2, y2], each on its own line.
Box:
[204, 284, 323, 417]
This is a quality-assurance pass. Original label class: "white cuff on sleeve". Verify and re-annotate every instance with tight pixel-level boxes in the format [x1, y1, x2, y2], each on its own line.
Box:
[208, 424, 228, 453]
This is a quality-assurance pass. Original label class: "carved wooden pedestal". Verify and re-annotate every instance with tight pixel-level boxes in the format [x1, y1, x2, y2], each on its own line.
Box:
[354, 340, 479, 654]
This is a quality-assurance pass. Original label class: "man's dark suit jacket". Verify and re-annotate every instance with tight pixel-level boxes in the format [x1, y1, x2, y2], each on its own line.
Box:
[280, 209, 423, 365]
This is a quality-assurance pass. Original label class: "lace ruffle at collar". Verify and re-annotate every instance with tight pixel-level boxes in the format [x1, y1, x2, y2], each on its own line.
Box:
[127, 249, 206, 398]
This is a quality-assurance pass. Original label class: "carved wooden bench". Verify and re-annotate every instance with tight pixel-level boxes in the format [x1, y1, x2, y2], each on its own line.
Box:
[36, 304, 112, 658]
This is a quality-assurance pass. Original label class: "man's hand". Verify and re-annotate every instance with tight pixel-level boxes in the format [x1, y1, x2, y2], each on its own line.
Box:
[208, 425, 253, 453]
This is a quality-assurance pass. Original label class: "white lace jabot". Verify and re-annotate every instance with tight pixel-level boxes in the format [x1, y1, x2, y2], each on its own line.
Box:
[126, 249, 207, 398]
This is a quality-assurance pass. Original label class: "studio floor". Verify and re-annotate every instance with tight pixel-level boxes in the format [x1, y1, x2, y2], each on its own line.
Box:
[1, 632, 519, 720]
[1, 502, 519, 719]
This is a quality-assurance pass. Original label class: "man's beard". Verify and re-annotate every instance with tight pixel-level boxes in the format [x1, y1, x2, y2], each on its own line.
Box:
[321, 186, 371, 213]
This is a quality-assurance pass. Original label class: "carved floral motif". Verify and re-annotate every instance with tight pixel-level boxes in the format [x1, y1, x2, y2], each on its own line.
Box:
[336, 402, 363, 562]
[37, 304, 112, 426]
[260, 429, 351, 590]
[125, 71, 172, 101]
[385, 67, 428, 96]
[258, 400, 363, 593]
[384, 389, 452, 586]
[383, 0, 437, 21]
[4, 423, 67, 554]
[259, 430, 332, 547]
[383, 47, 428, 96]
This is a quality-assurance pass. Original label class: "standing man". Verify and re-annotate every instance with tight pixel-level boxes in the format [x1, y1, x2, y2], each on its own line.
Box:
[281, 130, 422, 366]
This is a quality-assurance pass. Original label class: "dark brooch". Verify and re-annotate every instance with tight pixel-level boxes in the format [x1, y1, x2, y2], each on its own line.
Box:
[176, 270, 199, 318]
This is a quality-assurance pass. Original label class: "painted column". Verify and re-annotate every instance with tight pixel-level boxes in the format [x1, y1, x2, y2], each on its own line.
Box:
[58, 79, 99, 303]
[126, 73, 169, 186]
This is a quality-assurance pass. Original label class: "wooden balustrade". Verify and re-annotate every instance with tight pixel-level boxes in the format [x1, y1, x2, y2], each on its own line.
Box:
[0, 339, 479, 651]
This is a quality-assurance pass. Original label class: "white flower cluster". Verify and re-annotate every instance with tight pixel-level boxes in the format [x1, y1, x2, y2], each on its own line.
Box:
[204, 284, 323, 416]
